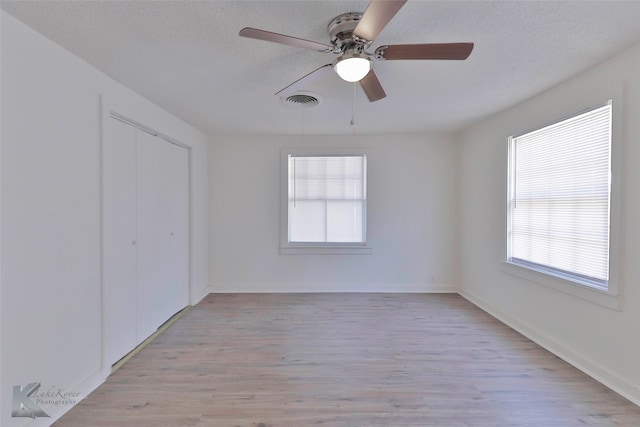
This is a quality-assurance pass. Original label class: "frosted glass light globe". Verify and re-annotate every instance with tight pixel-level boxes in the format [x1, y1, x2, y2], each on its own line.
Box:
[334, 56, 372, 82]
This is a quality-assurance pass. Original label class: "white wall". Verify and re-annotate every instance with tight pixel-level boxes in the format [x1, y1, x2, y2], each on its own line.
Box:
[0, 11, 208, 426]
[458, 42, 640, 405]
[208, 133, 458, 293]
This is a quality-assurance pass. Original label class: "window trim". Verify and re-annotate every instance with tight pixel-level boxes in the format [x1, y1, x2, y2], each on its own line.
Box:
[280, 148, 372, 255]
[501, 261, 620, 310]
[503, 92, 623, 311]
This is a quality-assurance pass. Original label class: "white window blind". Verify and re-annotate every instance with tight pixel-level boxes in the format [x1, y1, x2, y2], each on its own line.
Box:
[508, 101, 612, 288]
[288, 155, 366, 244]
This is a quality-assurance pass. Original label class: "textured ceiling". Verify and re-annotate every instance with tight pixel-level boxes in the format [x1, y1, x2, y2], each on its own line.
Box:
[3, 1, 640, 135]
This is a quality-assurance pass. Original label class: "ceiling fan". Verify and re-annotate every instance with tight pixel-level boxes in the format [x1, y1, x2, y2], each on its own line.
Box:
[239, 0, 474, 102]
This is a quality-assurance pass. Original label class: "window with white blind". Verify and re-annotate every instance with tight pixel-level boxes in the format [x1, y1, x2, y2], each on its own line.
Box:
[280, 150, 370, 254]
[507, 100, 612, 289]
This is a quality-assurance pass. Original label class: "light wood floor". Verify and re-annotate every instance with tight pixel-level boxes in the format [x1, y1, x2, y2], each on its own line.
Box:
[54, 293, 640, 426]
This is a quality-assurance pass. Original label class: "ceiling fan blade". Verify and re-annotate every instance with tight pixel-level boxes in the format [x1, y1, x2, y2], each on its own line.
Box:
[239, 27, 335, 52]
[378, 43, 474, 60]
[275, 64, 334, 97]
[360, 69, 386, 102]
[353, 0, 407, 43]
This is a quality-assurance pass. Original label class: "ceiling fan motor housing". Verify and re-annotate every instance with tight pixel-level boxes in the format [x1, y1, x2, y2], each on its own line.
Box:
[328, 12, 364, 51]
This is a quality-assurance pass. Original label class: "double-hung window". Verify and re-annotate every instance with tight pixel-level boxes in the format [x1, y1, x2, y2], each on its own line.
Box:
[507, 101, 612, 290]
[281, 150, 370, 254]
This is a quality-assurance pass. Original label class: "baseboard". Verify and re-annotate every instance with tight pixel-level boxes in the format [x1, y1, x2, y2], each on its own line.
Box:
[459, 289, 640, 407]
[190, 283, 211, 305]
[17, 308, 192, 426]
[111, 306, 191, 374]
[205, 283, 458, 293]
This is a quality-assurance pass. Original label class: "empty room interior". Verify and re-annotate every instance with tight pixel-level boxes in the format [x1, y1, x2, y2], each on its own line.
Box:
[2, 1, 640, 426]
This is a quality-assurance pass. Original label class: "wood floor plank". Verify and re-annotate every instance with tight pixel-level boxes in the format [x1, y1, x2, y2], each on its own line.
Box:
[54, 294, 640, 426]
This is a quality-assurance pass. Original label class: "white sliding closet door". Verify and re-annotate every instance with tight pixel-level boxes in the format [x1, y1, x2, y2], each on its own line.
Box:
[165, 142, 190, 315]
[103, 118, 138, 365]
[137, 132, 189, 341]
[103, 115, 189, 366]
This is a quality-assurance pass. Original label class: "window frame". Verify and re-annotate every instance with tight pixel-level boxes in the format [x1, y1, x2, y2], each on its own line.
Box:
[503, 96, 622, 311]
[280, 148, 372, 255]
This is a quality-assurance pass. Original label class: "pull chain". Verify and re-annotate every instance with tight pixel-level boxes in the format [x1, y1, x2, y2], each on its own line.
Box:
[300, 107, 305, 145]
[350, 82, 357, 127]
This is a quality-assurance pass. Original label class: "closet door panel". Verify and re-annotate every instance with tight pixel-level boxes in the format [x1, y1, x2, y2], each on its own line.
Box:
[102, 118, 138, 365]
[136, 133, 189, 342]
[165, 142, 190, 316]
[136, 132, 172, 341]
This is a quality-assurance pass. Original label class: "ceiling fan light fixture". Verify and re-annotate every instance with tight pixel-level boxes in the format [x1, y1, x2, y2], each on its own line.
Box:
[240, 1, 473, 103]
[333, 54, 371, 82]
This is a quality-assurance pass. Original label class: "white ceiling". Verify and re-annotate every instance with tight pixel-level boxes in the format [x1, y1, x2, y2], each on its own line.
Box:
[3, 1, 640, 136]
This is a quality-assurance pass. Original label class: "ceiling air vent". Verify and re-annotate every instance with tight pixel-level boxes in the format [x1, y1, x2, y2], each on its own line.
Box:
[281, 92, 322, 108]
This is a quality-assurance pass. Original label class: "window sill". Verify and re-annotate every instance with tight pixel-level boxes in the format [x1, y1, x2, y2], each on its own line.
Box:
[280, 245, 373, 255]
[501, 261, 621, 311]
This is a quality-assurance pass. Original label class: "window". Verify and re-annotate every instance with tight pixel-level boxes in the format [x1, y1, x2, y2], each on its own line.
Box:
[280, 150, 370, 254]
[289, 154, 366, 243]
[507, 101, 612, 289]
